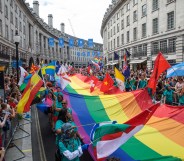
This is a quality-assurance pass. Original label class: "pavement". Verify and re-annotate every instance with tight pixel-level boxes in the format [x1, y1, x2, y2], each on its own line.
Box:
[5, 112, 33, 161]
[5, 106, 94, 161]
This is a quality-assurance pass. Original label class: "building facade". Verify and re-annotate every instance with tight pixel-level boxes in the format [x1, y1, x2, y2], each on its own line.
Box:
[101, 0, 184, 70]
[0, 0, 103, 74]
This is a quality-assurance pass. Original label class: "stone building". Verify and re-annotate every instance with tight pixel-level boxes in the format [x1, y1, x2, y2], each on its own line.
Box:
[101, 0, 184, 70]
[0, 0, 103, 73]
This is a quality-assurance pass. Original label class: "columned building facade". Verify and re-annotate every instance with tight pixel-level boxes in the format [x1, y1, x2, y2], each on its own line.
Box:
[101, 0, 184, 70]
[0, 0, 102, 74]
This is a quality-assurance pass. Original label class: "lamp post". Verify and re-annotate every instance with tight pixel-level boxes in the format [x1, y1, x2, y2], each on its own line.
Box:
[14, 30, 20, 84]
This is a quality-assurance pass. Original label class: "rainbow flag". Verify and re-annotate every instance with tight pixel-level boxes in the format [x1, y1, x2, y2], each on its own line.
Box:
[63, 74, 184, 161]
[17, 73, 43, 113]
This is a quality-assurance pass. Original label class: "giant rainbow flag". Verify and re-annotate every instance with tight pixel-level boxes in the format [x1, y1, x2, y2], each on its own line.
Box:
[63, 74, 184, 161]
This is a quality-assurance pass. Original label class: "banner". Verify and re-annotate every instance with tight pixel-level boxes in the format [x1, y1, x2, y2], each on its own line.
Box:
[69, 38, 74, 48]
[59, 38, 64, 48]
[48, 38, 54, 47]
[82, 52, 86, 56]
[78, 39, 84, 48]
[77, 52, 80, 57]
[92, 51, 95, 57]
[87, 52, 90, 57]
[97, 51, 101, 57]
[88, 39, 93, 48]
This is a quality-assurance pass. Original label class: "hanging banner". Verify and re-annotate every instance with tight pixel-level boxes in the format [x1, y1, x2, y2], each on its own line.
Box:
[97, 51, 101, 57]
[48, 38, 54, 47]
[88, 39, 93, 48]
[87, 52, 90, 57]
[78, 39, 84, 48]
[69, 38, 74, 48]
[59, 38, 64, 48]
[92, 51, 95, 57]
[82, 52, 86, 57]
[77, 52, 80, 57]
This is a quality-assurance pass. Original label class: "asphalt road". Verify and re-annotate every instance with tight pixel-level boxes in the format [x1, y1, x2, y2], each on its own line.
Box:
[32, 107, 94, 161]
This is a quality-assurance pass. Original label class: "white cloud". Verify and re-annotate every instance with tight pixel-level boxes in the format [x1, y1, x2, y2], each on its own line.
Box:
[26, 0, 111, 43]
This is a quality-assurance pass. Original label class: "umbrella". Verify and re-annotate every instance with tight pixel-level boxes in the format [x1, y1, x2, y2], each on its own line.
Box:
[166, 62, 184, 78]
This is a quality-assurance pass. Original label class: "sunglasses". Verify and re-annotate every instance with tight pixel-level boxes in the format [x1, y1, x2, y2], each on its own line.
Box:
[62, 103, 67, 104]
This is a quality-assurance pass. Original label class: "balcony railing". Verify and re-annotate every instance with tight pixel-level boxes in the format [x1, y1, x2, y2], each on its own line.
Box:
[0, 51, 10, 59]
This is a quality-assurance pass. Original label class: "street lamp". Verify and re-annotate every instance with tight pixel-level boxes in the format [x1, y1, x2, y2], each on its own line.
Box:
[14, 30, 20, 84]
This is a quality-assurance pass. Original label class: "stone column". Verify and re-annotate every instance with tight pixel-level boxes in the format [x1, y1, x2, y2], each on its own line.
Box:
[129, 48, 133, 70]
[147, 42, 152, 70]
[176, 35, 183, 63]
[9, 49, 12, 75]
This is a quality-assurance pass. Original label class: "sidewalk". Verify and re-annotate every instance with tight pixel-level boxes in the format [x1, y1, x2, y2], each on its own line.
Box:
[5, 113, 33, 161]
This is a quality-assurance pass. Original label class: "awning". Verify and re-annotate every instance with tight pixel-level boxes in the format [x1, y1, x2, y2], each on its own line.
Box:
[129, 59, 147, 64]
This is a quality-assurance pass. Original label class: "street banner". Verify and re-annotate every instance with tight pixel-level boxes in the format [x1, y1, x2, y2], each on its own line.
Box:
[48, 38, 54, 47]
[59, 38, 64, 48]
[69, 38, 74, 48]
[78, 39, 84, 48]
[88, 39, 93, 48]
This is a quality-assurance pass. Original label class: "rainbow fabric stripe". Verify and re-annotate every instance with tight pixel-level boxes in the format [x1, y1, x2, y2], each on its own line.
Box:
[63, 74, 184, 161]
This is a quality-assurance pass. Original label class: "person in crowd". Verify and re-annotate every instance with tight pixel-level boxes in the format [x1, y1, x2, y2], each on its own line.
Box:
[61, 100, 72, 115]
[54, 87, 63, 98]
[56, 122, 88, 161]
[52, 95, 64, 130]
[174, 77, 184, 103]
[163, 84, 175, 105]
[137, 75, 147, 89]
[178, 86, 184, 106]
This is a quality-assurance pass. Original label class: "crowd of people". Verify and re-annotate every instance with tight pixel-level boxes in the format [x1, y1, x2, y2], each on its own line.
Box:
[0, 64, 183, 161]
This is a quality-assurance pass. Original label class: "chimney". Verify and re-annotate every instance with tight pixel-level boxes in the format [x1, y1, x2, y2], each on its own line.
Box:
[33, 1, 39, 16]
[60, 23, 65, 33]
[48, 14, 53, 28]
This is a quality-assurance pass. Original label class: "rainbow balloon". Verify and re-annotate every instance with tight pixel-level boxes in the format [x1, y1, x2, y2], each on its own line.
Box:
[63, 74, 184, 161]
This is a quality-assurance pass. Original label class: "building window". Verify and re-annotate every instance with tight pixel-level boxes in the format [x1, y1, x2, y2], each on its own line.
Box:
[19, 10, 21, 18]
[108, 32, 110, 39]
[142, 23, 146, 38]
[111, 41, 112, 50]
[142, 4, 147, 17]
[121, 19, 124, 30]
[0, 0, 2, 11]
[152, 0, 159, 11]
[143, 44, 147, 56]
[133, 0, 138, 6]
[111, 29, 112, 37]
[117, 12, 119, 20]
[167, 11, 174, 30]
[113, 26, 115, 35]
[152, 42, 159, 55]
[127, 15, 130, 26]
[138, 45, 142, 56]
[127, 31, 130, 43]
[133, 10, 137, 22]
[133, 28, 137, 41]
[153, 18, 158, 34]
[117, 23, 119, 33]
[10, 12, 13, 24]
[127, 3, 130, 11]
[117, 36, 119, 47]
[121, 34, 124, 45]
[5, 5, 8, 18]
[113, 39, 115, 49]
[5, 25, 8, 39]
[160, 40, 167, 53]
[11, 29, 14, 42]
[110, 20, 112, 26]
[113, 16, 116, 23]
[0, 19, 2, 35]
[168, 38, 176, 52]
[23, 25, 25, 34]
[108, 22, 110, 29]
[15, 17, 18, 28]
[133, 46, 137, 57]
[20, 22, 22, 31]
[15, 4, 17, 13]
[121, 7, 124, 16]
[23, 14, 26, 22]
[10, 0, 13, 7]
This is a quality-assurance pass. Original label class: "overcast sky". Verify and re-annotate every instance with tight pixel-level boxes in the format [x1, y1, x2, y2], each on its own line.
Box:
[26, 0, 111, 43]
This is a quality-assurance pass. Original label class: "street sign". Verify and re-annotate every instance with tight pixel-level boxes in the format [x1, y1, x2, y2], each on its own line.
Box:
[11, 60, 22, 68]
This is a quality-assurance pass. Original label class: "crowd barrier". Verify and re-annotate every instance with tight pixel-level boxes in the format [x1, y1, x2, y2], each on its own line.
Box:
[3, 113, 31, 161]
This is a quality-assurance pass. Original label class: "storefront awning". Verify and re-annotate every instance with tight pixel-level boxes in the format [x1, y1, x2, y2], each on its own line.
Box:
[129, 59, 147, 64]
[105, 60, 119, 66]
